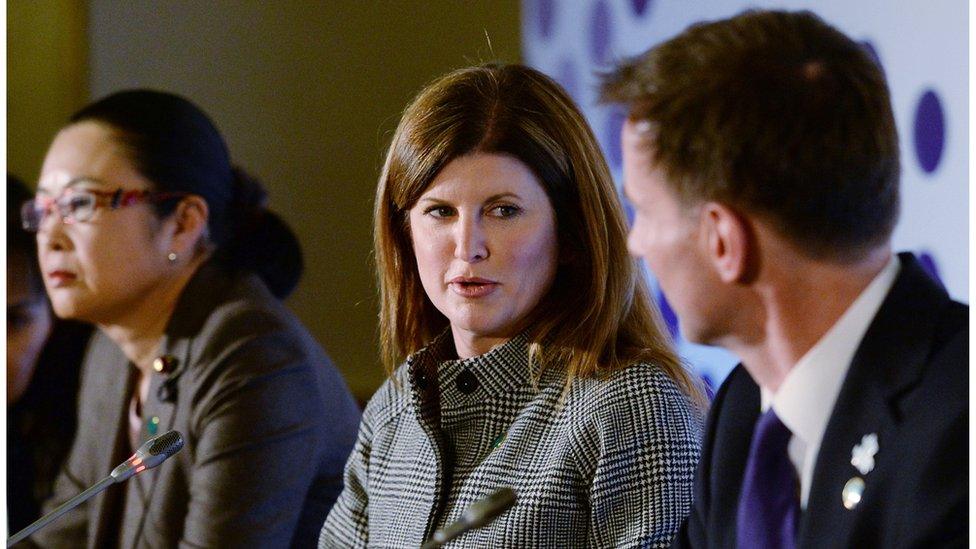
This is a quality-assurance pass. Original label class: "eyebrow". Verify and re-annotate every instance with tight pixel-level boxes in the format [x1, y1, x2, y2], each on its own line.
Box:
[417, 192, 523, 204]
[36, 176, 108, 196]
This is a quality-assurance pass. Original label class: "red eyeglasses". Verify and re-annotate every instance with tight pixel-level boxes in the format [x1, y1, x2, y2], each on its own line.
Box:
[21, 184, 189, 232]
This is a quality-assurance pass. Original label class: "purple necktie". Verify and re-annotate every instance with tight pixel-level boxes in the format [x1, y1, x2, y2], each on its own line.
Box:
[736, 408, 800, 549]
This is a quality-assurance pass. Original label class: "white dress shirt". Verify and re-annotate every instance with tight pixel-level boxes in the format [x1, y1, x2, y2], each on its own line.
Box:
[761, 255, 900, 508]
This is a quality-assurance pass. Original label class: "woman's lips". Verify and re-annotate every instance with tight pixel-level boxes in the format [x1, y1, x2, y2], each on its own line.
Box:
[46, 270, 78, 287]
[449, 277, 499, 298]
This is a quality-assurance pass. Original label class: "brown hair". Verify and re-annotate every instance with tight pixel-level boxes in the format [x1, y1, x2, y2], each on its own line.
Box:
[375, 63, 704, 404]
[601, 10, 899, 261]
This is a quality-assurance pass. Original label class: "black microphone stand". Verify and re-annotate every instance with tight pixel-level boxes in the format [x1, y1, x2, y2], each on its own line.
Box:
[7, 476, 115, 547]
[7, 430, 184, 547]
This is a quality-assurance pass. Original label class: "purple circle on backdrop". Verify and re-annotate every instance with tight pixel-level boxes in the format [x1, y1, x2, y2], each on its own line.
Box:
[603, 107, 626, 168]
[556, 57, 580, 104]
[589, 1, 613, 65]
[630, 0, 654, 17]
[917, 251, 945, 288]
[535, 0, 555, 40]
[655, 287, 681, 341]
[913, 89, 945, 174]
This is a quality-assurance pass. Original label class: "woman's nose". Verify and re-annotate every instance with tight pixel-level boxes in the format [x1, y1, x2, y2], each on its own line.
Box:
[453, 215, 489, 262]
[37, 211, 70, 251]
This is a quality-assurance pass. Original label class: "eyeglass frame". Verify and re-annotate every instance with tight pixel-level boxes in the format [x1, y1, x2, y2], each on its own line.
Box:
[21, 182, 191, 233]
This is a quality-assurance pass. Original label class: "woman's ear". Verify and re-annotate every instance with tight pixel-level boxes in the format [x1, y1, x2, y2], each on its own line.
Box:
[699, 201, 753, 284]
[165, 195, 210, 259]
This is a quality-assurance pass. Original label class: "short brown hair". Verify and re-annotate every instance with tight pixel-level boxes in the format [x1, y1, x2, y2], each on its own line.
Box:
[376, 63, 703, 403]
[602, 10, 899, 260]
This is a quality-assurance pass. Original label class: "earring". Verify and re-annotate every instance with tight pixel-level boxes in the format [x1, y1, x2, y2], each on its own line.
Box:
[167, 252, 178, 262]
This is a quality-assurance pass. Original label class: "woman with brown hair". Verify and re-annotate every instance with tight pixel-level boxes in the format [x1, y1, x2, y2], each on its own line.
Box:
[320, 64, 705, 548]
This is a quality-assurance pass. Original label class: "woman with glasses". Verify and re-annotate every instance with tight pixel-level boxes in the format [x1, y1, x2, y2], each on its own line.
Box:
[24, 90, 361, 548]
[320, 64, 706, 548]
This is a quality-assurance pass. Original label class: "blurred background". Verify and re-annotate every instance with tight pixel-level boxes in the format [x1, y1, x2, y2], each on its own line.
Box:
[8, 0, 967, 402]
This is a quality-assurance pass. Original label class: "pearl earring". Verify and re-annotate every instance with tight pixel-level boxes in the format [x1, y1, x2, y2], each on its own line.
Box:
[167, 252, 178, 262]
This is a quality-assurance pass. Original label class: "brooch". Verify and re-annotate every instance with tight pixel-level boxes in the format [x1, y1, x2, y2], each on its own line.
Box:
[850, 433, 879, 475]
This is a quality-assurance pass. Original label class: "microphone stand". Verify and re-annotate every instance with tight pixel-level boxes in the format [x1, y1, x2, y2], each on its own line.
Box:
[7, 477, 115, 547]
[7, 430, 184, 547]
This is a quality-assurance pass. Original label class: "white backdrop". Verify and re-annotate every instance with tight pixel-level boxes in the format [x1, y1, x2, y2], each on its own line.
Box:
[522, 0, 968, 388]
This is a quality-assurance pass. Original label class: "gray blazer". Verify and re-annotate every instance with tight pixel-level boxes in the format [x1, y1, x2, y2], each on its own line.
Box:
[31, 262, 361, 549]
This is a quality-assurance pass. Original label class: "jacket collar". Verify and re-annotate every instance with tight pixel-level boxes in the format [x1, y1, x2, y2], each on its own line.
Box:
[407, 330, 536, 405]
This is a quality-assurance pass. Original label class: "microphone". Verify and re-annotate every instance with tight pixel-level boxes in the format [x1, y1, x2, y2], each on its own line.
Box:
[420, 487, 517, 549]
[7, 430, 184, 547]
[110, 430, 184, 482]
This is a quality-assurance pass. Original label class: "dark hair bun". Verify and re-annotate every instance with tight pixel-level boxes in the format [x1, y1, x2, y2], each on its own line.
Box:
[230, 167, 268, 212]
[219, 168, 303, 299]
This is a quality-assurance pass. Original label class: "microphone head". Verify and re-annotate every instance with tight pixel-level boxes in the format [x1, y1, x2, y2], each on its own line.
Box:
[112, 430, 185, 482]
[463, 487, 517, 529]
[136, 430, 184, 469]
[146, 430, 184, 459]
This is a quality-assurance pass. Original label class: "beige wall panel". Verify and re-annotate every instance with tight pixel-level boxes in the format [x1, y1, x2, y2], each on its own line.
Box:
[8, 0, 88, 183]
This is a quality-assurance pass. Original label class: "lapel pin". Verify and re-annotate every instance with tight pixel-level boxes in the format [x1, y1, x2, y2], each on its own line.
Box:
[842, 477, 865, 510]
[850, 433, 878, 475]
[490, 433, 507, 452]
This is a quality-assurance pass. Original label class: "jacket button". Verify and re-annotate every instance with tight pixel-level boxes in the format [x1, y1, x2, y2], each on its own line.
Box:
[153, 355, 178, 374]
[455, 369, 479, 394]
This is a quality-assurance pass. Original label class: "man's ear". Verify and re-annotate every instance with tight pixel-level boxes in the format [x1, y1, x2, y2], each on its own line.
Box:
[165, 195, 209, 258]
[699, 201, 754, 284]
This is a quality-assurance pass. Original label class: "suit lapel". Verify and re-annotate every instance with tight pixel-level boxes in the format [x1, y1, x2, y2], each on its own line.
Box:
[798, 254, 948, 547]
[797, 349, 892, 548]
[125, 330, 191, 547]
[707, 366, 761, 548]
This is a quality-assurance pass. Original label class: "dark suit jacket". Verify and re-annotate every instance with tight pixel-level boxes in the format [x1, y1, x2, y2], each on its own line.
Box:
[674, 253, 968, 548]
[30, 262, 362, 549]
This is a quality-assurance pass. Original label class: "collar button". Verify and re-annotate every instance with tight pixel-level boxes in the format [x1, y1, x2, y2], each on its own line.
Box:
[455, 368, 480, 395]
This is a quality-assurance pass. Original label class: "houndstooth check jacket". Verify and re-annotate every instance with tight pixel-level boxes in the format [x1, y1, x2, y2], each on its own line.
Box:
[320, 332, 704, 548]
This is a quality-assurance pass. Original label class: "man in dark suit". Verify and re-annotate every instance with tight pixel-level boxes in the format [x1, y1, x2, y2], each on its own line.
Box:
[601, 9, 967, 548]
